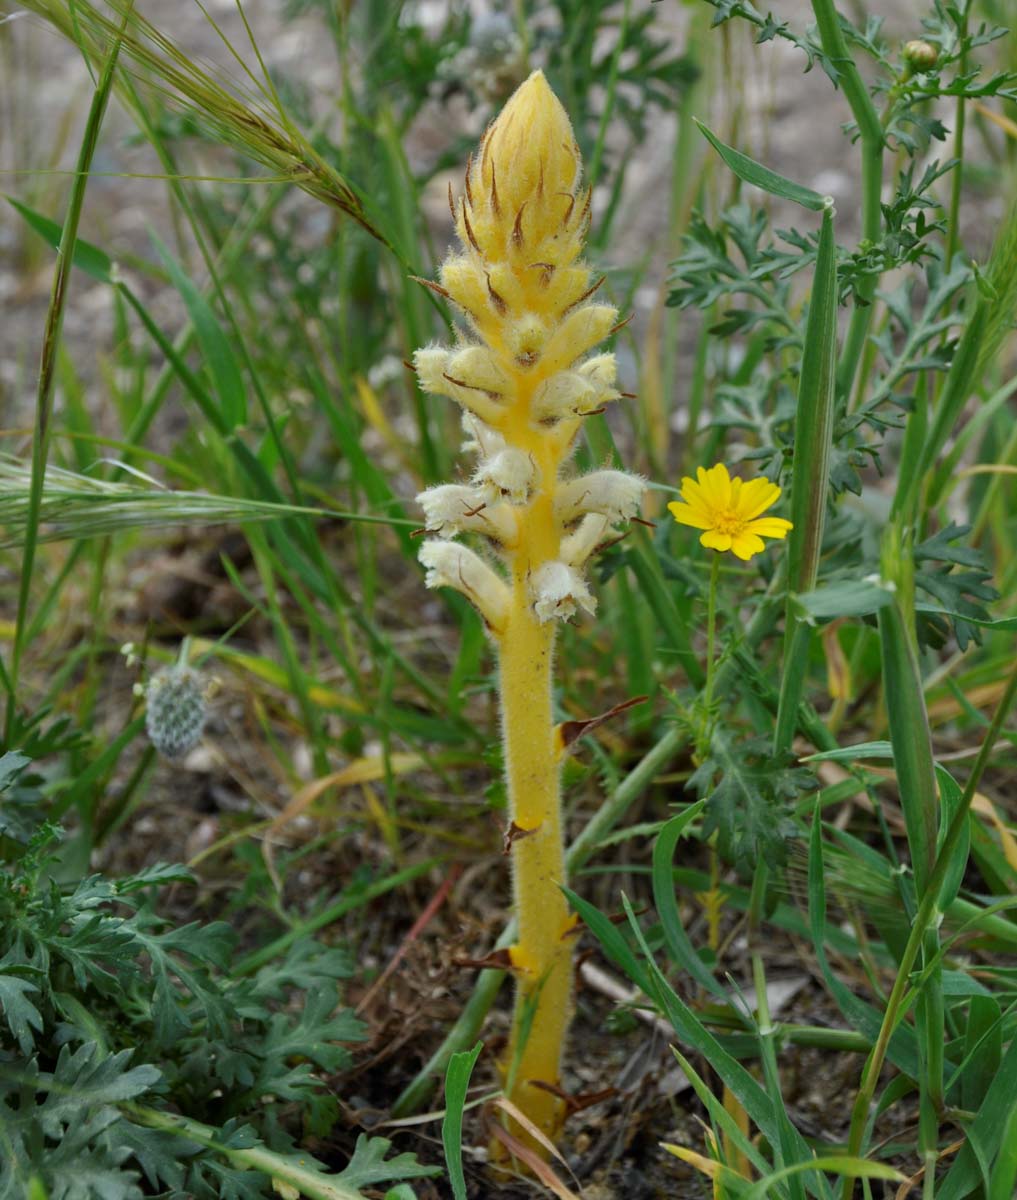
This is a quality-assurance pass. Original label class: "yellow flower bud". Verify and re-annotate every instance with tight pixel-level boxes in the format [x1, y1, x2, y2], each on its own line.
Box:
[463, 70, 582, 259]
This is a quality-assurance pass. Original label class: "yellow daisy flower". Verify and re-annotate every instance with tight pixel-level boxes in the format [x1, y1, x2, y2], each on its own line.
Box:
[668, 463, 793, 561]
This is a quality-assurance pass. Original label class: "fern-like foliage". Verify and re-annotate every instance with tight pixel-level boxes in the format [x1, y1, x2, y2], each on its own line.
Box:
[688, 732, 811, 876]
[0, 752, 434, 1199]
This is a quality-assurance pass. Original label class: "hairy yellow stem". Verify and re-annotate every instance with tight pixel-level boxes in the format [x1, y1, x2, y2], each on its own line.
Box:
[498, 591, 570, 1143]
[495, 372, 574, 1148]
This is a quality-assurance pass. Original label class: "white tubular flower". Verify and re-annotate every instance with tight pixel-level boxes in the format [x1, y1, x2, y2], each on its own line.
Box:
[474, 447, 538, 504]
[529, 560, 596, 624]
[419, 540, 509, 630]
[561, 513, 611, 567]
[413, 346, 451, 392]
[540, 304, 618, 376]
[531, 371, 599, 422]
[446, 345, 510, 396]
[414, 346, 503, 423]
[555, 470, 646, 526]
[460, 412, 505, 460]
[416, 483, 516, 543]
[577, 353, 619, 393]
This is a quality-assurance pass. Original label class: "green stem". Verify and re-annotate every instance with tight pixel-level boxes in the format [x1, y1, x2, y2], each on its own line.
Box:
[810, 0, 884, 404]
[700, 552, 721, 756]
[753, 951, 807, 1200]
[841, 655, 1017, 1200]
[774, 204, 838, 757]
[945, 4, 970, 270]
[4, 3, 132, 739]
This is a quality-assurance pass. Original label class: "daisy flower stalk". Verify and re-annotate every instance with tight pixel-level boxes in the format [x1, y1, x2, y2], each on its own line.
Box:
[668, 463, 791, 752]
[411, 72, 644, 1152]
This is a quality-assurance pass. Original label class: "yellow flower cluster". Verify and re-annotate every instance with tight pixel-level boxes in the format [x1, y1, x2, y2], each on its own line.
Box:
[414, 71, 644, 633]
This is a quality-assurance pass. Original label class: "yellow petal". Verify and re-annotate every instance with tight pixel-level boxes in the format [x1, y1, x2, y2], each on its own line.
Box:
[668, 501, 713, 530]
[746, 517, 792, 539]
[731, 533, 765, 560]
[737, 477, 781, 520]
[700, 529, 732, 552]
[702, 463, 732, 508]
[694, 466, 717, 503]
[679, 477, 712, 515]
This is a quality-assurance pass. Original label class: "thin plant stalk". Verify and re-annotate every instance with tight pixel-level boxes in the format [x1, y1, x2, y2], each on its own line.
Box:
[809, 0, 883, 405]
[4, 2, 132, 740]
[945, 3, 970, 270]
[699, 551, 721, 757]
[773, 203, 838, 758]
[876, 524, 944, 1155]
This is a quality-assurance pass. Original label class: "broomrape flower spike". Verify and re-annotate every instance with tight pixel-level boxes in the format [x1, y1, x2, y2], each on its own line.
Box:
[411, 70, 645, 1155]
[668, 462, 793, 561]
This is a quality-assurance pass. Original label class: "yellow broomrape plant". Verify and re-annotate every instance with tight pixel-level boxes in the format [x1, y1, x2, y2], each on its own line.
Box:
[411, 71, 644, 1149]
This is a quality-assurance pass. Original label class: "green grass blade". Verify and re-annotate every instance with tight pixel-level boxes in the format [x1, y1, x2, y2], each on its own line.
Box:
[877, 530, 937, 897]
[5, 2, 131, 736]
[651, 803, 727, 998]
[938, 1037, 1017, 1200]
[775, 204, 838, 756]
[960, 995, 1002, 1113]
[988, 1101, 1017, 1200]
[151, 232, 247, 428]
[694, 120, 828, 211]
[442, 1042, 483, 1200]
[5, 195, 114, 283]
[670, 1048, 772, 1180]
[743, 1158, 904, 1200]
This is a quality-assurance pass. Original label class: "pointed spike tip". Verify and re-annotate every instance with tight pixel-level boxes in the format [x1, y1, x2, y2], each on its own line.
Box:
[481, 70, 580, 219]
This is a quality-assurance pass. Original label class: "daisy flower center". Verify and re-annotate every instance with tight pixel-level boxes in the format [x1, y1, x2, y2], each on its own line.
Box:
[711, 507, 748, 536]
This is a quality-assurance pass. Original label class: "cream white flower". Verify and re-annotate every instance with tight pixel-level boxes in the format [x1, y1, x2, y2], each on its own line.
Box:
[528, 560, 596, 623]
[531, 371, 599, 422]
[474, 447, 538, 504]
[561, 513, 611, 567]
[460, 413, 505, 460]
[577, 353, 619, 391]
[555, 470, 645, 526]
[419, 540, 509, 629]
[416, 483, 516, 543]
[413, 346, 503, 423]
[446, 345, 510, 396]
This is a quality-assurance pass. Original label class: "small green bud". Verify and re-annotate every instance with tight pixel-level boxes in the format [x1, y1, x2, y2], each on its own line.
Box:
[903, 40, 938, 71]
[145, 666, 208, 759]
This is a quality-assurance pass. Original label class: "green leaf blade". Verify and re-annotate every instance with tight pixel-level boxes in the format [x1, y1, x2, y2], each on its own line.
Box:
[695, 120, 829, 210]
